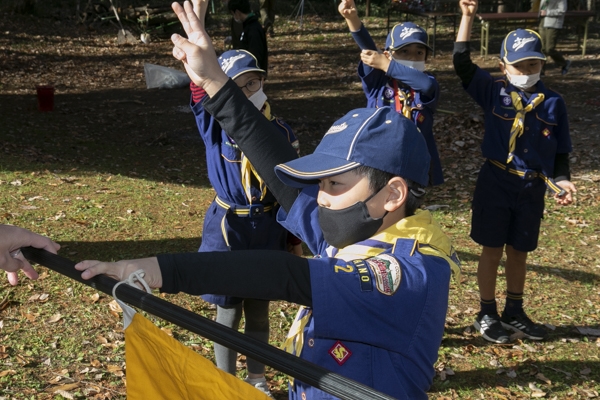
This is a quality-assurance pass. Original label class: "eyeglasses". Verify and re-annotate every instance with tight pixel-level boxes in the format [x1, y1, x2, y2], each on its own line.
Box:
[237, 79, 262, 93]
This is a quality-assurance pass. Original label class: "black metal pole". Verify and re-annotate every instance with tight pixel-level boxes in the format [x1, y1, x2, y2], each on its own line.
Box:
[21, 247, 397, 400]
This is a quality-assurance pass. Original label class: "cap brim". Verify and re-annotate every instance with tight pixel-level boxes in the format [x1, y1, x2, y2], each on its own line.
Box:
[229, 67, 266, 80]
[274, 154, 362, 188]
[503, 52, 546, 64]
[389, 40, 433, 53]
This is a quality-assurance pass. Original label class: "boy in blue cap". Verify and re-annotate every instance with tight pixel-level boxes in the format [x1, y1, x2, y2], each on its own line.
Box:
[190, 47, 298, 395]
[77, 2, 460, 398]
[338, 0, 444, 186]
[454, 0, 576, 344]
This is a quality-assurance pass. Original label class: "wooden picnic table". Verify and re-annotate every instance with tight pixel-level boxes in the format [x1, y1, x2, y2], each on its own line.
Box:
[387, 2, 459, 57]
[476, 10, 596, 58]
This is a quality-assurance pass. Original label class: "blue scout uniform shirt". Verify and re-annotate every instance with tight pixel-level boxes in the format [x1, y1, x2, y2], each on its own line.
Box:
[465, 67, 572, 177]
[277, 185, 459, 400]
[192, 95, 299, 305]
[192, 96, 297, 206]
[351, 25, 444, 186]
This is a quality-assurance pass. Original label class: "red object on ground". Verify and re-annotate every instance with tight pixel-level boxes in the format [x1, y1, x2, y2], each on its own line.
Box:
[36, 85, 55, 111]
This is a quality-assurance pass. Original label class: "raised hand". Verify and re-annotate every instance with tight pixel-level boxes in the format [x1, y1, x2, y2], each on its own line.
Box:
[361, 49, 391, 72]
[459, 0, 478, 16]
[170, 1, 228, 96]
[338, 0, 358, 19]
[338, 0, 361, 31]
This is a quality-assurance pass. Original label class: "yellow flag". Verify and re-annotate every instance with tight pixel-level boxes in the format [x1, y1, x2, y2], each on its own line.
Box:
[125, 313, 272, 400]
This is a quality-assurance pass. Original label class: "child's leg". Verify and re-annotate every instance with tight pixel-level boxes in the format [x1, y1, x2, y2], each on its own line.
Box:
[474, 245, 511, 343]
[504, 245, 527, 296]
[501, 246, 548, 340]
[242, 299, 270, 378]
[477, 245, 504, 303]
[214, 303, 244, 374]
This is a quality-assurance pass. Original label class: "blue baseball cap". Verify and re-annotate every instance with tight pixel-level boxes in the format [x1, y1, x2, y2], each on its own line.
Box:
[500, 29, 546, 64]
[218, 49, 265, 79]
[274, 107, 431, 188]
[385, 22, 432, 52]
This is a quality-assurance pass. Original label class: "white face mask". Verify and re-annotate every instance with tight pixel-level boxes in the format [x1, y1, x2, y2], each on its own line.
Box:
[506, 71, 540, 90]
[393, 59, 426, 72]
[248, 88, 268, 110]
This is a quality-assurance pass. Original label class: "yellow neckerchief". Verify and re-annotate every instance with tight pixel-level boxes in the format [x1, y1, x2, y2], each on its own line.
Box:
[334, 210, 460, 277]
[282, 210, 460, 364]
[392, 80, 413, 119]
[507, 91, 545, 164]
[240, 101, 272, 203]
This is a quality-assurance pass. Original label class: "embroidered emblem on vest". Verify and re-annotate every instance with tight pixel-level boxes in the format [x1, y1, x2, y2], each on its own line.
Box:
[542, 128, 550, 137]
[417, 113, 425, 123]
[384, 87, 394, 100]
[366, 253, 402, 295]
[502, 96, 512, 106]
[325, 122, 348, 135]
[329, 341, 352, 365]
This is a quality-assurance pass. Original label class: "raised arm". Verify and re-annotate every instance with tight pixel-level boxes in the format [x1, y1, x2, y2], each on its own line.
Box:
[338, 0, 362, 32]
[453, 0, 479, 86]
[171, 1, 299, 211]
[456, 0, 478, 42]
[171, 1, 227, 96]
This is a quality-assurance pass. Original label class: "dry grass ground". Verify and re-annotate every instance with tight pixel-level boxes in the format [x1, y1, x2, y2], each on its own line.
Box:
[1, 6, 600, 399]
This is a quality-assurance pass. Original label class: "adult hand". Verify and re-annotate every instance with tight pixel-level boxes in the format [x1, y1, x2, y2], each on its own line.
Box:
[459, 0, 478, 16]
[555, 180, 577, 205]
[0, 225, 60, 285]
[361, 50, 391, 72]
[171, 1, 228, 96]
[75, 257, 163, 288]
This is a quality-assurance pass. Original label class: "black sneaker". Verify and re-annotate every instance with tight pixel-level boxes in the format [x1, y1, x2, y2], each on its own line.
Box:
[501, 312, 548, 340]
[561, 60, 572, 75]
[474, 314, 511, 344]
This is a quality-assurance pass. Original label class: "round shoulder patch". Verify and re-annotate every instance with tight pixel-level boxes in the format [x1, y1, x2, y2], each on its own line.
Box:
[384, 87, 395, 100]
[365, 253, 402, 296]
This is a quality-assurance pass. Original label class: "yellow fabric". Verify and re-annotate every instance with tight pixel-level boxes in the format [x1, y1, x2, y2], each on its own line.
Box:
[241, 156, 267, 203]
[240, 101, 272, 204]
[507, 91, 544, 163]
[334, 210, 460, 278]
[488, 159, 565, 196]
[393, 81, 412, 119]
[281, 306, 312, 384]
[397, 90, 413, 119]
[125, 313, 271, 400]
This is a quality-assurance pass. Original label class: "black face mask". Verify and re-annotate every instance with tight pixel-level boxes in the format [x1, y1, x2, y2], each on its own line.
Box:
[318, 188, 388, 249]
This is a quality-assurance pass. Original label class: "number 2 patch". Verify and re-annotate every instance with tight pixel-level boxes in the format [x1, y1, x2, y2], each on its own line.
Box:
[365, 254, 402, 295]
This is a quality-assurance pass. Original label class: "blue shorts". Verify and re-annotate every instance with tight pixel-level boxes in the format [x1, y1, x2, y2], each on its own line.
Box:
[470, 161, 547, 252]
